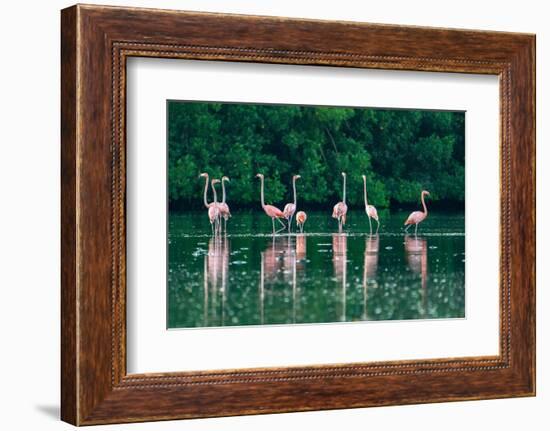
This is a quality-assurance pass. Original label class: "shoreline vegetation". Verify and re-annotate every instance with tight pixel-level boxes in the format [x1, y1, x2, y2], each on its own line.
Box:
[168, 101, 465, 212]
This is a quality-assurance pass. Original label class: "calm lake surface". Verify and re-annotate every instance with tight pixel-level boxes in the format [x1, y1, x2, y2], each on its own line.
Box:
[168, 210, 465, 329]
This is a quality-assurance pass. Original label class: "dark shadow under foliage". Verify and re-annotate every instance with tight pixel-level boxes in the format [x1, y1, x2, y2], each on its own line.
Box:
[168, 101, 464, 211]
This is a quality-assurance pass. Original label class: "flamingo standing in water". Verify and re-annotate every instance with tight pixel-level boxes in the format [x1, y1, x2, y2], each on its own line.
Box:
[332, 172, 348, 232]
[404, 190, 430, 235]
[209, 179, 221, 235]
[283, 175, 301, 233]
[199, 172, 213, 209]
[296, 211, 307, 233]
[362, 175, 380, 234]
[218, 176, 231, 233]
[200, 172, 217, 234]
[256, 173, 286, 235]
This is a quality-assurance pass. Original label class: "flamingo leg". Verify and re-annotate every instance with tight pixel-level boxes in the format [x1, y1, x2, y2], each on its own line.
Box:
[376, 219, 380, 234]
[275, 217, 286, 234]
[272, 218, 275, 235]
[367, 215, 372, 235]
[288, 214, 294, 233]
[405, 224, 411, 233]
[415, 223, 418, 236]
[224, 218, 227, 234]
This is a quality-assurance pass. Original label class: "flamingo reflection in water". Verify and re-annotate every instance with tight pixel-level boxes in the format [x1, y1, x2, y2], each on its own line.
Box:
[332, 233, 348, 322]
[362, 235, 379, 320]
[296, 234, 307, 261]
[404, 235, 428, 318]
[203, 236, 229, 326]
[293, 234, 308, 322]
[259, 237, 293, 324]
[259, 235, 306, 324]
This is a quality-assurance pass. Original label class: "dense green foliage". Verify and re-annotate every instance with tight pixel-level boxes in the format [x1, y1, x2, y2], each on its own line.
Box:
[168, 101, 464, 210]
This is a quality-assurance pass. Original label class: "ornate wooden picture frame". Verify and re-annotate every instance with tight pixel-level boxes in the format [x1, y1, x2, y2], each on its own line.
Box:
[61, 4, 535, 425]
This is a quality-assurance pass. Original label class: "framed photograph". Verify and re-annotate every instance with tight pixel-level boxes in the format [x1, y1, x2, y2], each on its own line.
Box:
[61, 4, 535, 425]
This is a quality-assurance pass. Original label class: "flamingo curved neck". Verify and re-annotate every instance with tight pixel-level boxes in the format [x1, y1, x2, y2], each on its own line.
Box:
[203, 175, 210, 208]
[221, 180, 227, 204]
[292, 178, 297, 206]
[421, 193, 428, 215]
[260, 177, 266, 209]
[363, 177, 368, 210]
[342, 175, 346, 204]
[212, 183, 218, 203]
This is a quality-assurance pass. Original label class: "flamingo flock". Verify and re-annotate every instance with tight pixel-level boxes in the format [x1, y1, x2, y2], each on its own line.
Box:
[199, 172, 430, 236]
[200, 173, 231, 235]
[283, 174, 301, 233]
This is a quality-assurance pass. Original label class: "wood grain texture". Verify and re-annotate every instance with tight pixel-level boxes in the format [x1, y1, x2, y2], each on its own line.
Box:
[60, 5, 78, 425]
[60, 4, 536, 425]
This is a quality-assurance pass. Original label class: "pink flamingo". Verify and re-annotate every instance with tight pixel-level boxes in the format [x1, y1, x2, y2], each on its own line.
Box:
[362, 174, 380, 234]
[199, 172, 214, 209]
[208, 179, 221, 235]
[332, 172, 348, 232]
[404, 190, 430, 235]
[296, 211, 307, 233]
[218, 176, 231, 233]
[200, 172, 217, 234]
[256, 173, 286, 235]
[283, 174, 301, 233]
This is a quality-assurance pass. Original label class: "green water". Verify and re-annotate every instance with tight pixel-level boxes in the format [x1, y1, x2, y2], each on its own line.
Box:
[167, 210, 465, 329]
